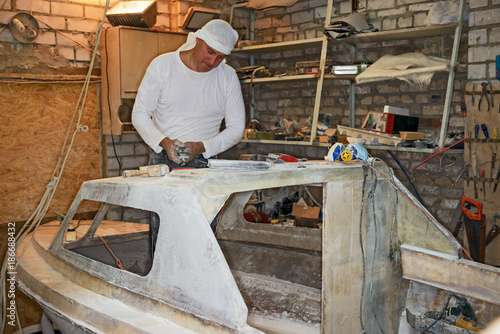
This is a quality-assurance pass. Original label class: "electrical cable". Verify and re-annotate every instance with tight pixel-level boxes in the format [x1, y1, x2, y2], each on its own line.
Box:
[420, 293, 453, 333]
[304, 185, 321, 207]
[0, 1, 111, 332]
[387, 150, 427, 208]
[368, 166, 386, 334]
[344, 159, 473, 261]
[358, 164, 369, 332]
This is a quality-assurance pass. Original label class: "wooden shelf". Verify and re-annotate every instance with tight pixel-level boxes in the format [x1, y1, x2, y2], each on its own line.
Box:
[337, 23, 465, 44]
[240, 73, 355, 84]
[232, 37, 324, 54]
[241, 139, 312, 146]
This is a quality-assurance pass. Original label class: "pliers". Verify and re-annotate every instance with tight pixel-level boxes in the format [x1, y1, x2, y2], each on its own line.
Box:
[478, 82, 490, 111]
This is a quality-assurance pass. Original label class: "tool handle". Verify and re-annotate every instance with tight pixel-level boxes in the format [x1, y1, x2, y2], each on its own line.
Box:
[475, 124, 479, 139]
[460, 101, 467, 117]
[462, 195, 483, 221]
[481, 124, 489, 138]
[494, 127, 498, 139]
[471, 154, 477, 176]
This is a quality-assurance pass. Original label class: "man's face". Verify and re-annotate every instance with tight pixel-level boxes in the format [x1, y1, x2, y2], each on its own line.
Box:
[193, 38, 227, 72]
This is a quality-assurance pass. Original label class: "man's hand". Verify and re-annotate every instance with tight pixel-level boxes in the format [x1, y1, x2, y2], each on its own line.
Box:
[159, 137, 182, 163]
[184, 141, 205, 161]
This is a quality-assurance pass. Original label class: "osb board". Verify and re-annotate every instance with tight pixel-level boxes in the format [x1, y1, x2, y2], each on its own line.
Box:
[0, 83, 102, 223]
[464, 80, 500, 266]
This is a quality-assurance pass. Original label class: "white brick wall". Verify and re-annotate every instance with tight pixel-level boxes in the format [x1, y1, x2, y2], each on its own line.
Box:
[85, 7, 106, 20]
[35, 15, 67, 30]
[67, 18, 100, 33]
[57, 32, 90, 47]
[469, 0, 489, 8]
[468, 29, 487, 45]
[16, 0, 50, 14]
[36, 31, 57, 45]
[59, 47, 75, 60]
[51, 2, 84, 17]
[470, 8, 500, 26]
[291, 10, 313, 25]
[367, 0, 396, 10]
[0, 10, 13, 24]
[76, 48, 92, 61]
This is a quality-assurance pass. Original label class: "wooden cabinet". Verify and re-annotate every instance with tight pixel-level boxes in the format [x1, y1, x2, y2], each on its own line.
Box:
[101, 26, 187, 135]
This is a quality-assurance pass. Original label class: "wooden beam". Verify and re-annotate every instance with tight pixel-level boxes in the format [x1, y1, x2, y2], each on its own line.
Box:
[401, 244, 500, 306]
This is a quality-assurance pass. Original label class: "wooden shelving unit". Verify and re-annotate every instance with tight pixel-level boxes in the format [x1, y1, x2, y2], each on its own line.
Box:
[232, 0, 467, 152]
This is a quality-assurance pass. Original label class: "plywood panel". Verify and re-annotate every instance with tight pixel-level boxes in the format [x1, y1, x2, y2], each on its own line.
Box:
[0, 82, 102, 223]
[120, 29, 158, 99]
[464, 81, 500, 266]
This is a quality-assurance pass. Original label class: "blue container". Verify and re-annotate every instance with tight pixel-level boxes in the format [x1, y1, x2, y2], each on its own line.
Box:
[497, 55, 500, 80]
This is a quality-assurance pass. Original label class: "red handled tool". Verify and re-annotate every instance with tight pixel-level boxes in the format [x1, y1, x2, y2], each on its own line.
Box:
[461, 196, 485, 263]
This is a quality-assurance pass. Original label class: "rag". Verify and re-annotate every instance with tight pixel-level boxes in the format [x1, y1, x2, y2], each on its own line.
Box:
[177, 19, 238, 55]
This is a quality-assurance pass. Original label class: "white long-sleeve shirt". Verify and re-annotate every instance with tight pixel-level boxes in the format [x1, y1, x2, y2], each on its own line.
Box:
[132, 52, 245, 158]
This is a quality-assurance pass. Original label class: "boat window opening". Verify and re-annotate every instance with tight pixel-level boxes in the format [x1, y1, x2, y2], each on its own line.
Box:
[217, 184, 324, 330]
[243, 185, 323, 228]
[63, 200, 154, 276]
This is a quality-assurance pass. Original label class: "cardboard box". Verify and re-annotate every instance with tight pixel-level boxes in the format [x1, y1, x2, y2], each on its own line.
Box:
[383, 105, 409, 116]
[399, 131, 425, 140]
[292, 204, 321, 219]
[362, 111, 419, 134]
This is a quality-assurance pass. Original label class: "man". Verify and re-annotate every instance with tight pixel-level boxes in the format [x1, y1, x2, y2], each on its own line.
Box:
[132, 19, 245, 170]
[132, 20, 244, 254]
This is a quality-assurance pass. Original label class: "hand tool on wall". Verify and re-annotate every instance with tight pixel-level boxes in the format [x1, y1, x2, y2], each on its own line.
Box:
[478, 82, 490, 111]
[455, 163, 469, 187]
[481, 170, 486, 199]
[494, 165, 500, 193]
[461, 101, 468, 135]
[486, 213, 500, 246]
[487, 72, 494, 108]
[471, 125, 479, 198]
[462, 196, 486, 263]
[481, 123, 496, 186]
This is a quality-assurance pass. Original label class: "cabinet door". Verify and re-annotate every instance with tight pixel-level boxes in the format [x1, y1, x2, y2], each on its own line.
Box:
[157, 33, 187, 55]
[120, 29, 158, 99]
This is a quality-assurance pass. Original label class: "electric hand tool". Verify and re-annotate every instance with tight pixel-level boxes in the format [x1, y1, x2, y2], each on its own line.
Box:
[175, 145, 190, 166]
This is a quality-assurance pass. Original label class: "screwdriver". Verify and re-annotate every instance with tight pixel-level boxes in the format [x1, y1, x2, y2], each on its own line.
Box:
[482, 170, 486, 199]
[482, 123, 496, 187]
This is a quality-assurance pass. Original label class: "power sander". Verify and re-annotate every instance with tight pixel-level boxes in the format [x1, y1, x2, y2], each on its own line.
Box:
[174, 145, 190, 166]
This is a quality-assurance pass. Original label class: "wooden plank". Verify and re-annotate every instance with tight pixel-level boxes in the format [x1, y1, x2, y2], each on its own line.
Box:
[0, 73, 100, 82]
[400, 244, 500, 306]
[341, 23, 460, 44]
[232, 37, 324, 54]
[337, 125, 404, 146]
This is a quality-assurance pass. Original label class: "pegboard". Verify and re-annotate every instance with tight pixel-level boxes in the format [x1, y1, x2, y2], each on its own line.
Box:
[463, 80, 500, 265]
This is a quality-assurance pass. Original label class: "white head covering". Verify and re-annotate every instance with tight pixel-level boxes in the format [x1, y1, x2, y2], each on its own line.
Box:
[177, 19, 238, 55]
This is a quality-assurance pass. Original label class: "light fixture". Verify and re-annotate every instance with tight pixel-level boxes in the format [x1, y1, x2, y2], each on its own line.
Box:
[106, 0, 157, 28]
[181, 7, 221, 31]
